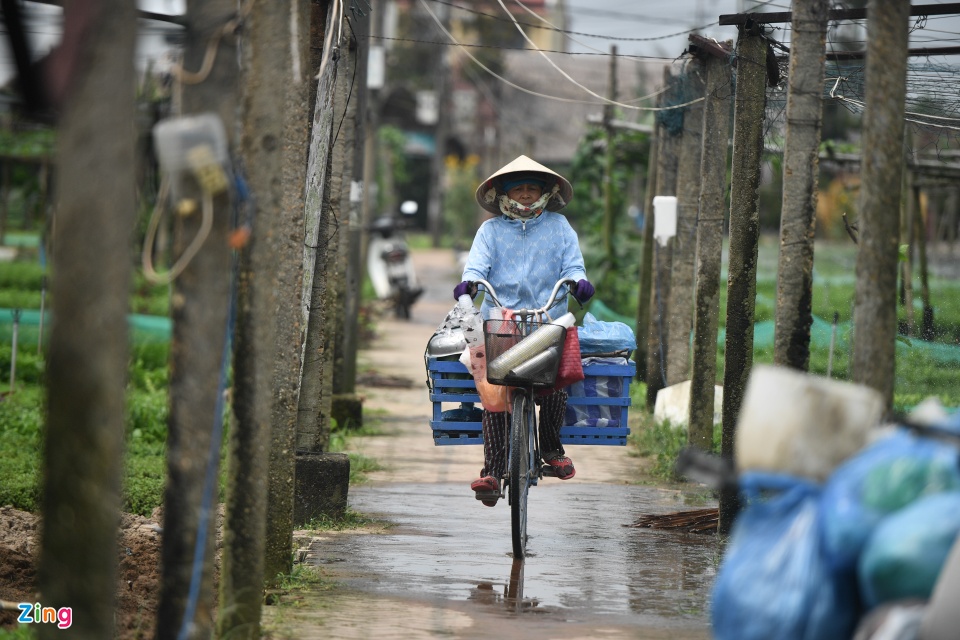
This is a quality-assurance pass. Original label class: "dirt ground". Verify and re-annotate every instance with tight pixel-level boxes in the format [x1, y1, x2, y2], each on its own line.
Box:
[0, 505, 164, 636]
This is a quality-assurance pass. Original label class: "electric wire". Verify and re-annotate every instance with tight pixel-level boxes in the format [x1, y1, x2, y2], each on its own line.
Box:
[417, 0, 703, 111]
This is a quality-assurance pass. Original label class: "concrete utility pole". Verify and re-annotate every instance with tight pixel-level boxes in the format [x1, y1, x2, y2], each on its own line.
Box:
[245, 0, 315, 586]
[646, 68, 681, 411]
[292, 0, 353, 530]
[719, 22, 768, 535]
[687, 36, 732, 453]
[155, 1, 238, 636]
[666, 56, 705, 386]
[337, 13, 369, 404]
[773, 0, 829, 371]
[220, 0, 310, 634]
[853, 0, 910, 410]
[38, 2, 136, 638]
[361, 0, 385, 273]
[634, 124, 658, 381]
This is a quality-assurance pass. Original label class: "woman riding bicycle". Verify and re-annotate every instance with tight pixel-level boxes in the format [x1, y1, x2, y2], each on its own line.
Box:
[454, 155, 595, 506]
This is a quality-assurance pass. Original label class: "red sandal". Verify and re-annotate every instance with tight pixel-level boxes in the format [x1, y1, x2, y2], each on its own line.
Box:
[470, 476, 500, 507]
[544, 455, 576, 480]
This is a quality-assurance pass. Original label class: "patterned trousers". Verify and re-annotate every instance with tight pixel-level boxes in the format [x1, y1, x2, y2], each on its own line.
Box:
[480, 389, 568, 479]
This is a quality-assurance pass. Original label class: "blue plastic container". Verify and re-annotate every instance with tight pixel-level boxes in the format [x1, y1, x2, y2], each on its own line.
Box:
[426, 357, 635, 446]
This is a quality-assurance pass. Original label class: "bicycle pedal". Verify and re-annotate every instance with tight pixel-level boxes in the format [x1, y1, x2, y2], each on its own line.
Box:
[541, 464, 557, 477]
[474, 490, 500, 501]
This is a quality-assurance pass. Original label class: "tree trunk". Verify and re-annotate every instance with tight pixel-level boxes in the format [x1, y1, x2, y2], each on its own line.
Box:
[688, 53, 732, 452]
[646, 69, 681, 411]
[666, 57, 705, 385]
[634, 126, 658, 381]
[719, 24, 768, 535]
[852, 0, 910, 411]
[773, 0, 829, 371]
[38, 3, 136, 638]
[155, 1, 237, 636]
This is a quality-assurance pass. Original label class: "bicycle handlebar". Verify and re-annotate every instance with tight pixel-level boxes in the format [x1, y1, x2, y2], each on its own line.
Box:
[469, 278, 578, 319]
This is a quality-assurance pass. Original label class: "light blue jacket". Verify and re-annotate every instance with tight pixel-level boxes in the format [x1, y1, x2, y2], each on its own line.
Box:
[462, 211, 587, 319]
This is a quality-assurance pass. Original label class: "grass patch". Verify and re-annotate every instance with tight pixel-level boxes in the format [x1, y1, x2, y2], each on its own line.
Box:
[303, 507, 383, 532]
[345, 453, 384, 485]
[274, 564, 335, 591]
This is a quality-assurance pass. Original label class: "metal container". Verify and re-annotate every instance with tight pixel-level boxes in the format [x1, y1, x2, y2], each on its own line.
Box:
[426, 328, 467, 358]
[487, 324, 565, 381]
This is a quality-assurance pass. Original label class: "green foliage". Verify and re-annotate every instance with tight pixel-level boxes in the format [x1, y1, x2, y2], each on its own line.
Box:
[0, 128, 56, 158]
[0, 389, 44, 511]
[0, 346, 45, 386]
[0, 261, 46, 290]
[442, 154, 482, 241]
[629, 409, 722, 482]
[126, 389, 169, 444]
[565, 125, 650, 317]
[0, 626, 37, 639]
[375, 126, 410, 214]
[123, 441, 166, 516]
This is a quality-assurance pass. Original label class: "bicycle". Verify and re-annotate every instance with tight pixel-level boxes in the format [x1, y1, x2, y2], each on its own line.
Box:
[468, 277, 577, 559]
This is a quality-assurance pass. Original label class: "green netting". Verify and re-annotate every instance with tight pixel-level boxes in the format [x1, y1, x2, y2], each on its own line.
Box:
[585, 298, 636, 326]
[0, 308, 171, 346]
[719, 314, 960, 366]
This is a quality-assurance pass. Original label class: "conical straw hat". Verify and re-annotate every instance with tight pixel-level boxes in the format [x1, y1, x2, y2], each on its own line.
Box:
[475, 155, 574, 214]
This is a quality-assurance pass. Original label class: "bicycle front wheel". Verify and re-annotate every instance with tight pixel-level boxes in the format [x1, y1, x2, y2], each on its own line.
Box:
[510, 391, 534, 558]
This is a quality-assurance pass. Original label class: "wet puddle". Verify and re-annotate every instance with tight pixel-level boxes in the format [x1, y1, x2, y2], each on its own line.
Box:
[304, 482, 718, 635]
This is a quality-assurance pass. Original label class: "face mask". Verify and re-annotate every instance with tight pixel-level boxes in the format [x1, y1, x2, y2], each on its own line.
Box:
[497, 184, 559, 220]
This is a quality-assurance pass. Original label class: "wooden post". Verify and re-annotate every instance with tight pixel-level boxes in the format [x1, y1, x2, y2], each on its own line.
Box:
[646, 69, 680, 412]
[773, 0, 830, 371]
[901, 161, 915, 336]
[852, 0, 911, 410]
[602, 45, 618, 286]
[688, 37, 733, 452]
[914, 186, 934, 340]
[38, 1, 136, 637]
[719, 23, 768, 534]
[634, 125, 658, 381]
[666, 56, 705, 385]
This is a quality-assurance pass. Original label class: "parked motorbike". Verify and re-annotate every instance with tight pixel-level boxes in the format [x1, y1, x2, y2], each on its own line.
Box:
[367, 200, 423, 319]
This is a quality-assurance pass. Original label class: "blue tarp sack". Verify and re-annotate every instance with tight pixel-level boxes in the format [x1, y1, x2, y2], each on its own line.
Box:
[712, 472, 858, 640]
[819, 428, 960, 573]
[859, 491, 960, 608]
[576, 312, 637, 355]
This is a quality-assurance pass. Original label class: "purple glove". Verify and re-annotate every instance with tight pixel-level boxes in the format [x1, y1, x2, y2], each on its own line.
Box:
[573, 279, 594, 303]
[454, 281, 477, 300]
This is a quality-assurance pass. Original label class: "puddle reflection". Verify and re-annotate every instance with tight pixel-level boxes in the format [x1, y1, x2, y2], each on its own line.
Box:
[470, 559, 540, 614]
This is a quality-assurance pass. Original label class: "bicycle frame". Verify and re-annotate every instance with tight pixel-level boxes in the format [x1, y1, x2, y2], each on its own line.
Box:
[471, 277, 576, 559]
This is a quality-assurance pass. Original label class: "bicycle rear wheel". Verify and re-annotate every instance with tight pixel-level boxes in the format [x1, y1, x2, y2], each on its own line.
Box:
[509, 391, 534, 558]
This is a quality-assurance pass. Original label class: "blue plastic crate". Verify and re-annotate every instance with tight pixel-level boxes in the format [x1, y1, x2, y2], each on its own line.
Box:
[427, 357, 635, 446]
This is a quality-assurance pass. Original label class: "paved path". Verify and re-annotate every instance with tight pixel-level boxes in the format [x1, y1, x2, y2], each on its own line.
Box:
[263, 248, 717, 639]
